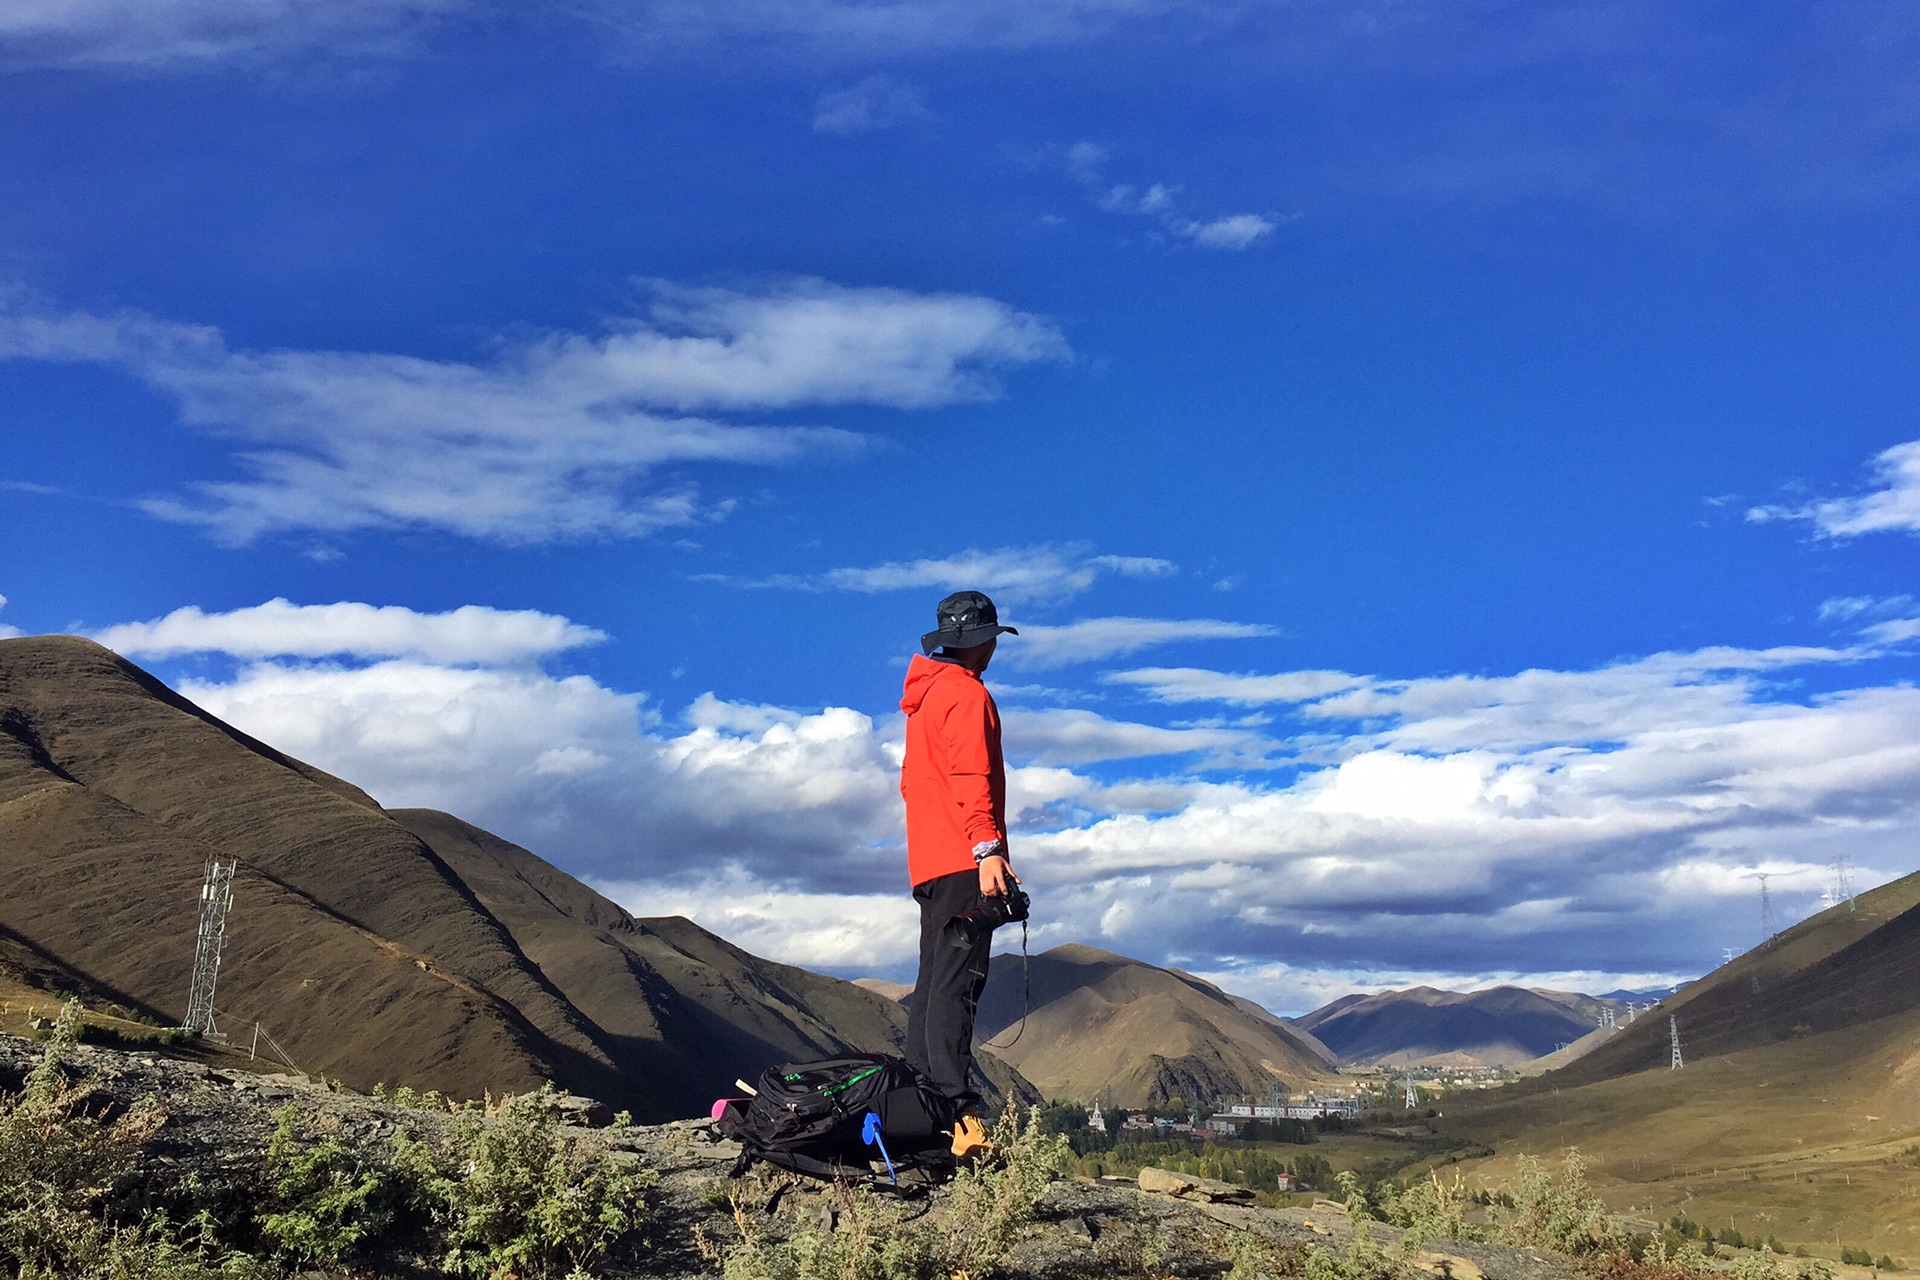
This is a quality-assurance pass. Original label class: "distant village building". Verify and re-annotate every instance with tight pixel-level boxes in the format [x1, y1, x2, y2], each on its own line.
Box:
[1275, 1173, 1295, 1193]
[1224, 1097, 1360, 1121]
[1087, 1104, 1107, 1135]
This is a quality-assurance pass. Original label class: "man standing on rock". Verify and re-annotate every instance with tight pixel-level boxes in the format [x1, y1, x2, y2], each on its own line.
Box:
[899, 590, 1020, 1157]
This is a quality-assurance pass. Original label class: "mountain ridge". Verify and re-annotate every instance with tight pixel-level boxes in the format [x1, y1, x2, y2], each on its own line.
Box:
[1291, 983, 1623, 1066]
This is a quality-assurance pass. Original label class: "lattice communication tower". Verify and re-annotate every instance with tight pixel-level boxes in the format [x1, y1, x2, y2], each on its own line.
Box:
[182, 859, 238, 1035]
[1668, 1015, 1684, 1070]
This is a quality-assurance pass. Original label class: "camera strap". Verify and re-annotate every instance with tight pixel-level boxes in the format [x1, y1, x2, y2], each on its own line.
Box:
[979, 917, 1029, 1051]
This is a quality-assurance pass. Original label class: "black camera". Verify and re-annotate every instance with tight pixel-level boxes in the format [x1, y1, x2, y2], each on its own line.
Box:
[945, 887, 1030, 949]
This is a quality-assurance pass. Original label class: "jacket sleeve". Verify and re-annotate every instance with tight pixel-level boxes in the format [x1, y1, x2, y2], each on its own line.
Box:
[936, 688, 1004, 847]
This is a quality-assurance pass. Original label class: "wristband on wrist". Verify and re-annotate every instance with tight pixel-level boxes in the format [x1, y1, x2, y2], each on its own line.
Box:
[971, 839, 1005, 865]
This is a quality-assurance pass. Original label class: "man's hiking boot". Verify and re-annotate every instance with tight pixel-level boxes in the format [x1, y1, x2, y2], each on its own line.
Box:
[950, 1113, 994, 1161]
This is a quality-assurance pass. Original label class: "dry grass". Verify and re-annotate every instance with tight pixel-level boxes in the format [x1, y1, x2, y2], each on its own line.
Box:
[1435, 1005, 1920, 1265]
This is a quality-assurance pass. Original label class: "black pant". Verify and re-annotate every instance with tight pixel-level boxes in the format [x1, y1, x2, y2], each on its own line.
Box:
[906, 868, 991, 1107]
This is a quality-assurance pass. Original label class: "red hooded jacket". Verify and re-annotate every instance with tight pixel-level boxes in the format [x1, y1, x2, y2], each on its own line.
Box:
[899, 653, 1007, 887]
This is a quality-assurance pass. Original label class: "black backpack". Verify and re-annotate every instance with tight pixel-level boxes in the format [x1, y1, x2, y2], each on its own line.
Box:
[714, 1053, 955, 1190]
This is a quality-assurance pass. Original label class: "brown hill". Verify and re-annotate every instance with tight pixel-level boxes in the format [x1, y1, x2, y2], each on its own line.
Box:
[1435, 866, 1920, 1257]
[973, 943, 1337, 1107]
[0, 635, 1031, 1120]
[1293, 985, 1617, 1066]
[1540, 864, 1920, 1086]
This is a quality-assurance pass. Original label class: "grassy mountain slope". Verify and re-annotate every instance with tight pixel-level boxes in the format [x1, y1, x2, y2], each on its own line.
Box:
[1437, 865, 1920, 1257]
[1549, 866, 1920, 1085]
[0, 635, 601, 1106]
[1293, 985, 1615, 1066]
[973, 942, 1336, 1106]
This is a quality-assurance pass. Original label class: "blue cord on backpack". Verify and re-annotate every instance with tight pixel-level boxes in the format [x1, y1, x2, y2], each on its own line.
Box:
[861, 1112, 897, 1184]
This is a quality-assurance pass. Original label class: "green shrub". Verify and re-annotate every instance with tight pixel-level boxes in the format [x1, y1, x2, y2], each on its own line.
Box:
[1300, 1239, 1399, 1280]
[372, 1082, 453, 1112]
[1379, 1170, 1480, 1247]
[407, 1085, 657, 1279]
[1731, 1245, 1782, 1280]
[1224, 1233, 1303, 1280]
[1489, 1151, 1628, 1257]
[256, 1106, 396, 1266]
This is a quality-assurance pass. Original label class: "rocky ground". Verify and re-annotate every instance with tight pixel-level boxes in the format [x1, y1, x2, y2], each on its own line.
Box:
[0, 1031, 1590, 1280]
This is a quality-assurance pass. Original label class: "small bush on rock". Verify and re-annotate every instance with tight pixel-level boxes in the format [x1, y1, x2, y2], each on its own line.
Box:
[1379, 1170, 1481, 1248]
[407, 1085, 658, 1280]
[257, 1105, 397, 1266]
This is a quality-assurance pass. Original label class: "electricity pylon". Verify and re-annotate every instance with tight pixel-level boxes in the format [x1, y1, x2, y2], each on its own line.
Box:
[1745, 871, 1779, 944]
[1831, 855, 1856, 913]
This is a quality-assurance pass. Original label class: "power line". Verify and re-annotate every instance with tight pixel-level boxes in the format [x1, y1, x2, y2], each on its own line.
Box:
[182, 860, 237, 1036]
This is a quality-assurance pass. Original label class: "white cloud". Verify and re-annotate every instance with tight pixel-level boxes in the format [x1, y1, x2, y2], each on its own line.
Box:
[133, 597, 1920, 993]
[1067, 142, 1279, 251]
[1818, 594, 1909, 623]
[0, 0, 462, 68]
[822, 546, 1173, 602]
[0, 281, 1066, 544]
[593, 869, 918, 971]
[93, 599, 605, 665]
[1010, 616, 1275, 667]
[1748, 438, 1920, 538]
[0, 592, 18, 640]
[181, 660, 908, 894]
[1111, 666, 1365, 704]
[813, 73, 930, 134]
[1003, 707, 1267, 767]
[718, 543, 1175, 606]
[1176, 213, 1275, 250]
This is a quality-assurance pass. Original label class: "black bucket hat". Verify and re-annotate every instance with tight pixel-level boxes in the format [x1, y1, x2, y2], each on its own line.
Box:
[920, 590, 1019, 655]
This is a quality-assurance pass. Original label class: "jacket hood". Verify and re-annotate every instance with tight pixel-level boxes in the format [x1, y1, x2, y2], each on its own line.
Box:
[900, 652, 975, 715]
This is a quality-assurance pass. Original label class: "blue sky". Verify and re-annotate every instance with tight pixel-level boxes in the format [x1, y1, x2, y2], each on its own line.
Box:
[3, 1, 1919, 1011]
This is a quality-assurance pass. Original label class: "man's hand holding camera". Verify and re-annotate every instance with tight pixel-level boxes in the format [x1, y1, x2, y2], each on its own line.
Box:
[972, 838, 1020, 898]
